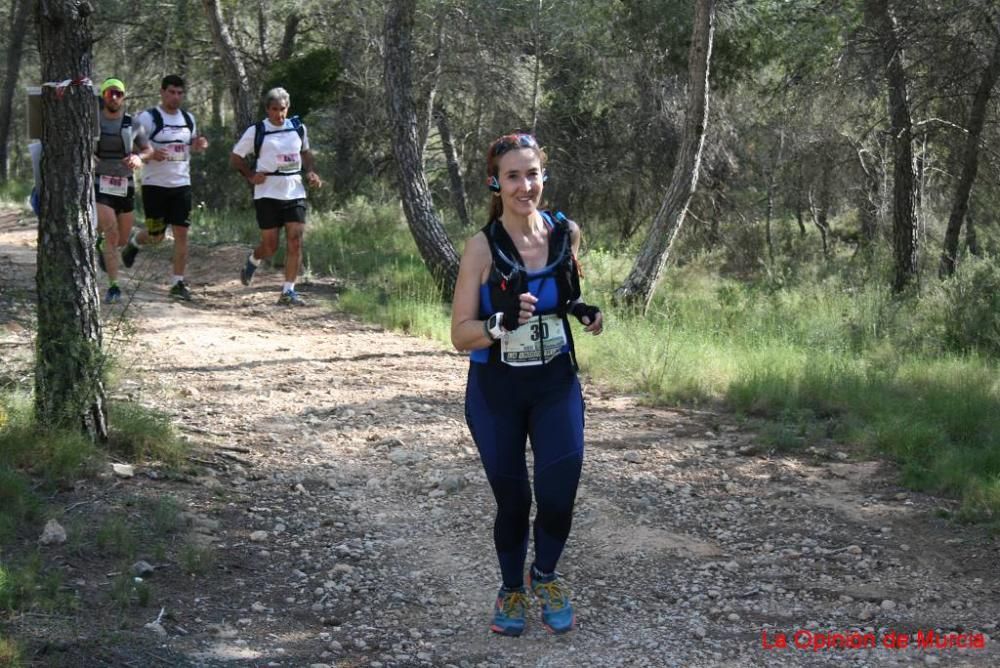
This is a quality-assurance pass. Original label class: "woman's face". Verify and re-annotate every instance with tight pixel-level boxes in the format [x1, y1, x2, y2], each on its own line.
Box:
[267, 100, 289, 126]
[496, 148, 544, 219]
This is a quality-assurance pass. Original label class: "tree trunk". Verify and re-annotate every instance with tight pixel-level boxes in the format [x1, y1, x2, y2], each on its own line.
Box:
[939, 35, 1000, 277]
[435, 104, 471, 228]
[0, 0, 31, 182]
[34, 0, 107, 441]
[965, 212, 979, 257]
[808, 187, 830, 258]
[854, 145, 880, 248]
[614, 0, 715, 311]
[202, 0, 255, 132]
[764, 129, 784, 267]
[277, 12, 300, 62]
[384, 0, 459, 297]
[420, 18, 444, 162]
[530, 0, 543, 134]
[867, 0, 918, 292]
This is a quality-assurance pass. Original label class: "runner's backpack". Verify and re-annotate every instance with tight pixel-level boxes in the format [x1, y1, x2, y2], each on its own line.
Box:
[147, 106, 195, 144]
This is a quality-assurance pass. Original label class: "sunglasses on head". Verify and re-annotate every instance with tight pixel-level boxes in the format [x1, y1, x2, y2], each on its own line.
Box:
[104, 90, 124, 99]
[492, 133, 539, 157]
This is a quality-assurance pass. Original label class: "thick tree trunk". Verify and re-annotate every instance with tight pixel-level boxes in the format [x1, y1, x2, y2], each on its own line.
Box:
[202, 0, 255, 132]
[867, 0, 918, 292]
[0, 0, 31, 182]
[939, 35, 1000, 277]
[435, 104, 471, 228]
[35, 0, 107, 441]
[614, 0, 715, 311]
[384, 0, 459, 297]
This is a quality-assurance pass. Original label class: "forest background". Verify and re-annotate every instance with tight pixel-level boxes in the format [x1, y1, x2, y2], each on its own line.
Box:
[1, 0, 999, 521]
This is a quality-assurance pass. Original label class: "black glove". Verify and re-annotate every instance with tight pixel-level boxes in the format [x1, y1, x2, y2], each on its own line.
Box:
[570, 302, 601, 326]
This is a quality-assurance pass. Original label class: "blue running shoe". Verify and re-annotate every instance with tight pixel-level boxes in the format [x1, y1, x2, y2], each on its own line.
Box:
[240, 255, 257, 286]
[278, 289, 305, 306]
[490, 587, 528, 637]
[104, 284, 121, 304]
[529, 567, 575, 634]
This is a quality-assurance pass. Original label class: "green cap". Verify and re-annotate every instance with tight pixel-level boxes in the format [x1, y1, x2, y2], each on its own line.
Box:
[100, 78, 125, 95]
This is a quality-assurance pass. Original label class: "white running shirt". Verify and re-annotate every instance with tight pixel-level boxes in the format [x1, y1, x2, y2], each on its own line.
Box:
[137, 106, 197, 188]
[231, 119, 310, 201]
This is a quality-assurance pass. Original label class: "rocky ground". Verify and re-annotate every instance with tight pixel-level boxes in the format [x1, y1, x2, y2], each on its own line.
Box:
[2, 208, 999, 667]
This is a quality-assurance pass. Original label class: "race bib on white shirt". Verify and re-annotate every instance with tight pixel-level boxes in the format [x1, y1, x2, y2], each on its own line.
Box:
[500, 314, 567, 366]
[165, 143, 189, 162]
[98, 175, 128, 196]
[276, 153, 301, 173]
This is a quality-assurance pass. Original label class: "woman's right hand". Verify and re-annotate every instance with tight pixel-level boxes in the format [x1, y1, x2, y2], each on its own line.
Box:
[516, 292, 538, 326]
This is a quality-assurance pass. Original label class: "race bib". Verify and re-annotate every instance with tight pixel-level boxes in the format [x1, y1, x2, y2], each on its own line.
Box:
[98, 175, 128, 197]
[276, 153, 301, 174]
[500, 313, 567, 367]
[165, 143, 189, 161]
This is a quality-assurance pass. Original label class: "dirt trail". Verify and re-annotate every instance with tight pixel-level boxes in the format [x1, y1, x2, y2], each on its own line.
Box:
[2, 209, 999, 667]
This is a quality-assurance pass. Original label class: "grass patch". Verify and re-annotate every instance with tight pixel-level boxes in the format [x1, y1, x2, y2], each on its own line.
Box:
[180, 542, 215, 575]
[0, 635, 24, 668]
[95, 515, 138, 560]
[0, 553, 74, 613]
[107, 401, 186, 466]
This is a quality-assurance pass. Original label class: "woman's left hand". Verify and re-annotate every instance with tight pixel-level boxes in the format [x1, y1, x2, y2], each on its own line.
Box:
[582, 309, 603, 335]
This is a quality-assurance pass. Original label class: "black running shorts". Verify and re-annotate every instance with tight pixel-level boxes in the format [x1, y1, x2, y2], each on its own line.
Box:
[141, 185, 192, 229]
[254, 197, 307, 230]
[94, 185, 136, 215]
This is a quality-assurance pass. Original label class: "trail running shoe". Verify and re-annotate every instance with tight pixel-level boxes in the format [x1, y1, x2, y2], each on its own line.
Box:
[240, 255, 257, 286]
[96, 236, 107, 273]
[121, 242, 139, 268]
[104, 284, 121, 304]
[278, 289, 305, 306]
[169, 280, 192, 301]
[529, 567, 575, 634]
[490, 587, 528, 637]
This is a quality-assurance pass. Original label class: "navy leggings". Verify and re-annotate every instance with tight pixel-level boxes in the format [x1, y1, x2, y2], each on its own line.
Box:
[464, 353, 585, 589]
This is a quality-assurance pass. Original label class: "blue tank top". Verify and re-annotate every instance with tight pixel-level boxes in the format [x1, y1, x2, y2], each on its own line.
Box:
[470, 269, 569, 364]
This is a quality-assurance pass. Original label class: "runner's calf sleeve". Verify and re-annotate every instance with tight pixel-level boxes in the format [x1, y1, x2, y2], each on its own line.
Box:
[145, 217, 167, 237]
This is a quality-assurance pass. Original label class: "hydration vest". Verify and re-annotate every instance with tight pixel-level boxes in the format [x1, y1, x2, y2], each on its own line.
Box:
[483, 210, 583, 368]
[146, 107, 194, 144]
[251, 116, 305, 175]
[95, 113, 134, 160]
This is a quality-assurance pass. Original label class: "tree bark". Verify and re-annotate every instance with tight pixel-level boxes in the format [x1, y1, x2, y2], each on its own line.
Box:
[530, 0, 543, 134]
[34, 0, 107, 441]
[854, 144, 880, 248]
[202, 0, 255, 132]
[614, 0, 715, 311]
[939, 34, 1000, 277]
[867, 0, 918, 292]
[0, 0, 31, 182]
[384, 0, 459, 297]
[276, 12, 300, 62]
[435, 104, 471, 228]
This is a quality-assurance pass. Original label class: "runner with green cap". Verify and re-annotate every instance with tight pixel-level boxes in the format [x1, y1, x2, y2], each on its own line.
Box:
[95, 77, 152, 304]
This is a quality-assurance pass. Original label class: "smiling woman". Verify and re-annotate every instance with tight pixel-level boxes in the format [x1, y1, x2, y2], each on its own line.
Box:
[449, 132, 604, 638]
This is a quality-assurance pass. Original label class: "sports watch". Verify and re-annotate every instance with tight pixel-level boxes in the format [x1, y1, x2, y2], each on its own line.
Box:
[485, 312, 506, 341]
